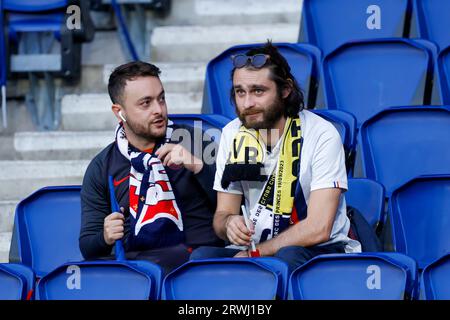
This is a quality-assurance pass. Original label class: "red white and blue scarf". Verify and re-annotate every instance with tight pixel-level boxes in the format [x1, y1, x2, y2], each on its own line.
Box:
[115, 121, 184, 250]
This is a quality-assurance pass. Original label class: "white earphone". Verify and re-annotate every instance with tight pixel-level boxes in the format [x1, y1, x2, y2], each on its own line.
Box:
[118, 111, 127, 122]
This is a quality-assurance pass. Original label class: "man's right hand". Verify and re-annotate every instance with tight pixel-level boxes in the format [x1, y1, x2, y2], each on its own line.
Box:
[104, 208, 125, 245]
[225, 215, 254, 247]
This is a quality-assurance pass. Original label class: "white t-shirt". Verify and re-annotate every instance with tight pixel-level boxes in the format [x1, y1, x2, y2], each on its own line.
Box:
[214, 110, 361, 253]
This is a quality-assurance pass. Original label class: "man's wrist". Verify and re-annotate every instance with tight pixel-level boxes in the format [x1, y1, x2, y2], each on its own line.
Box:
[192, 161, 204, 174]
[225, 214, 234, 230]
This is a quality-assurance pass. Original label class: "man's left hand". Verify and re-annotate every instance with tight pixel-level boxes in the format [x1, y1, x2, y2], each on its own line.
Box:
[155, 143, 203, 174]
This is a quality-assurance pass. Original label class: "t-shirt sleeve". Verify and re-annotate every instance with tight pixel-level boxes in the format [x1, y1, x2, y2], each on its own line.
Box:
[213, 125, 243, 195]
[310, 126, 348, 192]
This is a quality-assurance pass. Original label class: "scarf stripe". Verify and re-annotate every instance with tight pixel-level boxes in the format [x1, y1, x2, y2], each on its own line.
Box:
[115, 121, 184, 250]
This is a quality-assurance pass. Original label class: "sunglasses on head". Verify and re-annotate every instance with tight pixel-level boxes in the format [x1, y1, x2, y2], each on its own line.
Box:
[231, 54, 270, 68]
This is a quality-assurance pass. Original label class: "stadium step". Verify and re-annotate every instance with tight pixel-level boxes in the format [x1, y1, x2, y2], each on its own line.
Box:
[82, 31, 128, 67]
[0, 201, 17, 233]
[14, 131, 113, 161]
[0, 160, 89, 201]
[0, 232, 12, 263]
[164, 0, 302, 26]
[61, 92, 202, 131]
[103, 62, 206, 93]
[151, 23, 299, 62]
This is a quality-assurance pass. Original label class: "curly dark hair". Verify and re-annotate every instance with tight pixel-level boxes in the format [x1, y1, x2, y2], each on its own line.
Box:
[230, 41, 305, 117]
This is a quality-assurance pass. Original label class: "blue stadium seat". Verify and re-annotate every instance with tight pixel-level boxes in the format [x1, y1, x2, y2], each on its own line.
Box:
[4, 0, 94, 42]
[360, 106, 450, 196]
[169, 113, 231, 144]
[389, 175, 450, 269]
[4, 1, 68, 12]
[253, 257, 290, 300]
[347, 178, 385, 228]
[322, 39, 435, 127]
[162, 258, 282, 300]
[170, 114, 231, 130]
[36, 260, 163, 300]
[312, 110, 357, 175]
[438, 46, 450, 104]
[0, 263, 35, 300]
[421, 253, 450, 300]
[299, 0, 412, 55]
[202, 42, 321, 119]
[288, 252, 418, 300]
[413, 0, 450, 51]
[2, 0, 94, 129]
[413, 39, 443, 105]
[13, 186, 83, 277]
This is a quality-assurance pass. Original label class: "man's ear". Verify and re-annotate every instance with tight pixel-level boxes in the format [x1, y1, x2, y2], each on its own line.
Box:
[112, 104, 124, 122]
[281, 79, 293, 99]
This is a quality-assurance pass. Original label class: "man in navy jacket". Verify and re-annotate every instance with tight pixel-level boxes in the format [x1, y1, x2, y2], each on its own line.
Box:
[79, 61, 223, 273]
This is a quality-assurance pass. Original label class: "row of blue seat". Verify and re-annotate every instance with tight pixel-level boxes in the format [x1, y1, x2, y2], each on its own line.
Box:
[0, 114, 447, 300]
[2, 252, 450, 300]
[299, 0, 450, 54]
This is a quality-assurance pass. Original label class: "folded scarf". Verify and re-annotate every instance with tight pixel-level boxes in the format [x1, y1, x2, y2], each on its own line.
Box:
[115, 121, 184, 251]
[221, 117, 307, 243]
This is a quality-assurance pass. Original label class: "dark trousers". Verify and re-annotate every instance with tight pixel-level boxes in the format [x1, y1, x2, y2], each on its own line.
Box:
[99, 243, 191, 275]
[190, 242, 346, 272]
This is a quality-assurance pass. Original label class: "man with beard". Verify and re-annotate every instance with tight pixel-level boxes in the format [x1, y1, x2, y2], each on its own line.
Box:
[79, 61, 223, 273]
[190, 42, 361, 271]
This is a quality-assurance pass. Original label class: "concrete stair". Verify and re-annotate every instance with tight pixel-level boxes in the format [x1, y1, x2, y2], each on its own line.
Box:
[151, 23, 299, 62]
[151, 0, 302, 26]
[0, 232, 12, 263]
[0, 160, 89, 201]
[0, 201, 17, 232]
[14, 131, 114, 160]
[103, 62, 206, 93]
[61, 92, 202, 131]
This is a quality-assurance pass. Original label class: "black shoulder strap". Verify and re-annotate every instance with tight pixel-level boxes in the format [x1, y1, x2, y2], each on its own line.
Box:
[347, 206, 382, 252]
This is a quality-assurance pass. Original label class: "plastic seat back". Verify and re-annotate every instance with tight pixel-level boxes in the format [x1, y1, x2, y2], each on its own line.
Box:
[323, 39, 434, 126]
[14, 186, 84, 277]
[36, 260, 163, 300]
[299, 0, 411, 55]
[389, 175, 450, 269]
[4, 0, 68, 12]
[421, 253, 450, 300]
[360, 106, 450, 196]
[162, 258, 279, 300]
[0, 263, 35, 300]
[312, 109, 358, 175]
[413, 0, 450, 51]
[347, 178, 385, 228]
[288, 253, 417, 300]
[202, 42, 321, 119]
[438, 46, 450, 104]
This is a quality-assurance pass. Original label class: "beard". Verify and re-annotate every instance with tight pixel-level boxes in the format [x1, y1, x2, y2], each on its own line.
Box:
[236, 96, 285, 130]
[125, 116, 168, 141]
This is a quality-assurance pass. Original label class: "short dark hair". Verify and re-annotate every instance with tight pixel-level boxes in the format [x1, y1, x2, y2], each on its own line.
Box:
[230, 41, 305, 117]
[108, 61, 161, 105]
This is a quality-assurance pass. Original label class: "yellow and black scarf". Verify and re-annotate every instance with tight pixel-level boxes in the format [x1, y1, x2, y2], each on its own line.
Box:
[222, 117, 307, 242]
